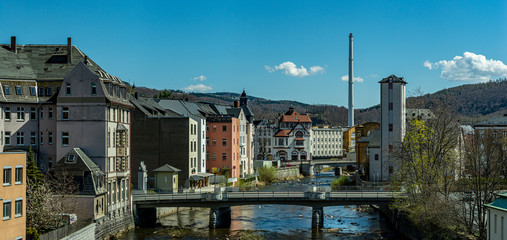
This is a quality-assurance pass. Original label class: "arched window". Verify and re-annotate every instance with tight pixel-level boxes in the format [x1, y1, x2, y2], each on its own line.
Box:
[291, 151, 298, 161]
[300, 151, 307, 160]
[295, 131, 303, 138]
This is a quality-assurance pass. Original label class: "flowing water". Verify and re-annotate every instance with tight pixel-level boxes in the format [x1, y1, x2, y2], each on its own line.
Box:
[127, 173, 400, 239]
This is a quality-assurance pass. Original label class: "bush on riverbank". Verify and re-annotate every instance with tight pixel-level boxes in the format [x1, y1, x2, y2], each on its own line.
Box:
[259, 166, 276, 183]
[330, 176, 353, 188]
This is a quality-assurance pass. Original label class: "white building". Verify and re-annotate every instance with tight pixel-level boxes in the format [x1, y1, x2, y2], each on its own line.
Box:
[254, 106, 312, 162]
[379, 74, 406, 181]
[311, 126, 344, 158]
[485, 193, 507, 240]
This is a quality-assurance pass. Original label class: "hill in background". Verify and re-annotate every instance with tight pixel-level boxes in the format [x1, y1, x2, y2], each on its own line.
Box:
[133, 79, 507, 126]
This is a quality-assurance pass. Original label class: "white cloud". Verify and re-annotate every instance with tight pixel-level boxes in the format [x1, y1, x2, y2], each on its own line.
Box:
[265, 61, 325, 77]
[341, 75, 364, 82]
[424, 52, 507, 81]
[183, 84, 212, 92]
[193, 75, 206, 81]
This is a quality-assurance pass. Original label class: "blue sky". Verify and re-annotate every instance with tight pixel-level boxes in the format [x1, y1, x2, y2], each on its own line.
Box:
[1, 1, 506, 108]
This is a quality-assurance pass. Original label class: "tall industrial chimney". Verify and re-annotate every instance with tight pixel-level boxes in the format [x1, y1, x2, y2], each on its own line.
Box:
[67, 37, 72, 64]
[348, 33, 354, 127]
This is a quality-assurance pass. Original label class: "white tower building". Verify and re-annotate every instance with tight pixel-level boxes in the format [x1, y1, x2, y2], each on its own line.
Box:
[379, 74, 406, 181]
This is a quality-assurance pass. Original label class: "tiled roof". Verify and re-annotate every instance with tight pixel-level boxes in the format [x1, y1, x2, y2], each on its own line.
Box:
[280, 112, 312, 123]
[274, 129, 291, 137]
[379, 74, 407, 84]
[476, 115, 507, 127]
[130, 95, 175, 117]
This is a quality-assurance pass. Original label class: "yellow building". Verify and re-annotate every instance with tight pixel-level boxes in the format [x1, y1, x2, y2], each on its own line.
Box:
[0, 152, 26, 240]
[343, 126, 356, 153]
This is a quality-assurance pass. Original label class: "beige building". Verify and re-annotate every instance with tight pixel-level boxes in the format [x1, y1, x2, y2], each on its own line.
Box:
[0, 152, 26, 240]
[153, 164, 180, 193]
[0, 37, 133, 233]
[311, 126, 344, 158]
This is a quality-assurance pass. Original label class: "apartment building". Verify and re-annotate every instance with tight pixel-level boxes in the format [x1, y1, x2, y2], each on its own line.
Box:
[130, 96, 209, 189]
[206, 116, 241, 179]
[253, 119, 276, 160]
[0, 152, 26, 240]
[311, 126, 344, 159]
[0, 37, 133, 230]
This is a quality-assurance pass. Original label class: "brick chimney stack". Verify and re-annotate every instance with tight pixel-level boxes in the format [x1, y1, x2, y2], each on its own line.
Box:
[67, 37, 72, 64]
[10, 36, 17, 53]
[234, 101, 239, 108]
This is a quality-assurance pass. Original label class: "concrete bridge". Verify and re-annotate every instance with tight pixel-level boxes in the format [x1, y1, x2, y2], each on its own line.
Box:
[299, 159, 357, 176]
[132, 190, 401, 228]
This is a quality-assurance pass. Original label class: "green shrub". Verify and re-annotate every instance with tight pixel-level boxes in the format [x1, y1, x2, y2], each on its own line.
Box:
[27, 227, 40, 240]
[259, 166, 276, 183]
[331, 176, 351, 188]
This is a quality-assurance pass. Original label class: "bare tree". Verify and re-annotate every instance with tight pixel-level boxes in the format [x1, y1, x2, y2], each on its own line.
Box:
[460, 129, 505, 239]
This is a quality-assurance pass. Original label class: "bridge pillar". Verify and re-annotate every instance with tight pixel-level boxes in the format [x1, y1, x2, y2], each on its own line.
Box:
[135, 206, 157, 227]
[209, 207, 231, 228]
[312, 206, 324, 229]
[301, 163, 315, 176]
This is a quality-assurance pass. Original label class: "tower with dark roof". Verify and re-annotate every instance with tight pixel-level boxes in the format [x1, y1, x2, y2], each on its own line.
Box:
[240, 90, 248, 106]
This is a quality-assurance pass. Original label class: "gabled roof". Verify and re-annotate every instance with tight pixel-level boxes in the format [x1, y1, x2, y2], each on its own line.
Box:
[153, 164, 181, 172]
[130, 95, 176, 117]
[365, 129, 381, 148]
[280, 110, 312, 123]
[226, 108, 242, 118]
[379, 74, 407, 84]
[476, 115, 507, 127]
[274, 129, 291, 137]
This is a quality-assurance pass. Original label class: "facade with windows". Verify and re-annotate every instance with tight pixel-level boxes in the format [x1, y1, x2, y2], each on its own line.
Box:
[311, 126, 344, 159]
[206, 116, 241, 180]
[254, 106, 312, 162]
[0, 38, 134, 229]
[379, 75, 406, 181]
[0, 152, 26, 240]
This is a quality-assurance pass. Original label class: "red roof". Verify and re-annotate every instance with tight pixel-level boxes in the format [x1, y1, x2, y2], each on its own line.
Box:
[280, 110, 312, 123]
[274, 129, 291, 137]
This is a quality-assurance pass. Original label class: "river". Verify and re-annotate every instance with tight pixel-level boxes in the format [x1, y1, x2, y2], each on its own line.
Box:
[126, 173, 401, 239]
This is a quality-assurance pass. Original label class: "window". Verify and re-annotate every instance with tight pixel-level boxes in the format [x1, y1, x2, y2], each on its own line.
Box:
[212, 125, 216, 132]
[46, 87, 52, 96]
[389, 103, 393, 110]
[16, 107, 24, 121]
[296, 140, 304, 146]
[4, 85, 10, 95]
[3, 201, 11, 220]
[5, 107, 10, 121]
[15, 86, 22, 95]
[38, 87, 44, 96]
[65, 83, 71, 95]
[62, 132, 69, 146]
[48, 107, 53, 119]
[48, 132, 53, 144]
[91, 83, 97, 95]
[389, 166, 393, 174]
[29, 87, 36, 96]
[375, 154, 379, 160]
[212, 139, 216, 146]
[62, 107, 69, 120]
[3, 167, 12, 185]
[5, 132, 10, 145]
[40, 107, 44, 119]
[15, 199, 22, 217]
[66, 154, 76, 163]
[212, 153, 216, 161]
[30, 107, 36, 120]
[16, 132, 24, 146]
[30, 132, 36, 145]
[40, 132, 43, 145]
[389, 124, 393, 132]
[222, 153, 227, 161]
[222, 126, 227, 132]
[222, 139, 227, 146]
[206, 137, 209, 146]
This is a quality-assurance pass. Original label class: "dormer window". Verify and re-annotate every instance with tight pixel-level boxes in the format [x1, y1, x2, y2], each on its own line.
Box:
[66, 83, 71, 95]
[29, 87, 36, 96]
[46, 87, 52, 96]
[4, 85, 10, 95]
[91, 83, 97, 95]
[15, 86, 22, 95]
[38, 87, 44, 96]
[66, 154, 76, 163]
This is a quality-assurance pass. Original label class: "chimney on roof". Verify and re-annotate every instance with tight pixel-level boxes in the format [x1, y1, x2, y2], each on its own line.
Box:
[67, 37, 72, 64]
[10, 36, 17, 53]
[84, 56, 88, 65]
[134, 92, 138, 99]
[234, 101, 239, 108]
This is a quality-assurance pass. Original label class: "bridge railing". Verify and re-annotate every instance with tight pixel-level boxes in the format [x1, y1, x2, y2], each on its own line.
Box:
[132, 188, 403, 202]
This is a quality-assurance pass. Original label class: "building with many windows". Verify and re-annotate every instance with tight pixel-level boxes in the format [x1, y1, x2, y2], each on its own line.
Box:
[311, 126, 344, 159]
[0, 37, 133, 234]
[206, 115, 241, 180]
[0, 152, 26, 240]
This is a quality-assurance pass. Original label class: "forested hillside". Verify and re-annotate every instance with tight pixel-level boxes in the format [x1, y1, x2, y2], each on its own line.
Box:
[134, 79, 507, 126]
